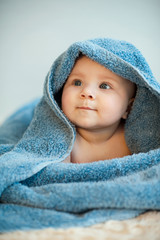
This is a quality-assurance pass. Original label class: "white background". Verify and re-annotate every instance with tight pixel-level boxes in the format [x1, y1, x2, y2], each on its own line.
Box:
[0, 0, 160, 123]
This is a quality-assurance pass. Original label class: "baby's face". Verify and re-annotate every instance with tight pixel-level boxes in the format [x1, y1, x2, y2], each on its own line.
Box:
[61, 56, 135, 131]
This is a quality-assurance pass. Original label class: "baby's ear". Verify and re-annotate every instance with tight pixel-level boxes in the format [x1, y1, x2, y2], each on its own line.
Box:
[122, 98, 135, 120]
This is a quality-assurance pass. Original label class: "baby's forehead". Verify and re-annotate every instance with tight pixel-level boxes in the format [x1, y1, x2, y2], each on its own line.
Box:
[70, 56, 126, 81]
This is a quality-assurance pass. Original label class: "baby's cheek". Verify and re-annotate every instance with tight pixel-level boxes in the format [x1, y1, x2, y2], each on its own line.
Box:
[61, 98, 67, 113]
[62, 94, 73, 116]
[61, 90, 69, 109]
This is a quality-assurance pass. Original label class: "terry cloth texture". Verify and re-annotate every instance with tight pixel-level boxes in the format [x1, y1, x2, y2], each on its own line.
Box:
[0, 38, 160, 233]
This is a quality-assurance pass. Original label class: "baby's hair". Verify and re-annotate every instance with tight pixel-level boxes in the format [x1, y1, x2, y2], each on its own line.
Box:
[76, 52, 84, 60]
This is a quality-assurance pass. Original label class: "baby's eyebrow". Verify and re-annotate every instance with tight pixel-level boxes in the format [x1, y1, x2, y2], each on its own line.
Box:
[96, 75, 120, 84]
[99, 74, 116, 81]
[69, 72, 84, 77]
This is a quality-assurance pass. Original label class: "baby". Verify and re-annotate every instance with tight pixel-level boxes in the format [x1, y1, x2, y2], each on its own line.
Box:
[62, 55, 136, 163]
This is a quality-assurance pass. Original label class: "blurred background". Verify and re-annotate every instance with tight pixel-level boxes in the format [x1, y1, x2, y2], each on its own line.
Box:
[0, 0, 160, 123]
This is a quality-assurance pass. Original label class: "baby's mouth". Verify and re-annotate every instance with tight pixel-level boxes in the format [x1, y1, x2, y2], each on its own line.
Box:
[77, 106, 97, 111]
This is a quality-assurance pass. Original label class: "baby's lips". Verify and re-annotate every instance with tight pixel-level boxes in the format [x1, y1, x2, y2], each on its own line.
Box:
[78, 106, 97, 111]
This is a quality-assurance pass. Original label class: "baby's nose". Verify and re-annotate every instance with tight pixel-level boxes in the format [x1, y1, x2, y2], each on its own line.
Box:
[80, 88, 95, 100]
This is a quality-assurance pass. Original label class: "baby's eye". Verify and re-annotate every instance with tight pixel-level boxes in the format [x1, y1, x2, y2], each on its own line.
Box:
[74, 80, 82, 86]
[99, 83, 111, 89]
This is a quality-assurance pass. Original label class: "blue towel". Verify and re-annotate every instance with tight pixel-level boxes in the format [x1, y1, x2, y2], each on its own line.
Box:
[0, 38, 160, 233]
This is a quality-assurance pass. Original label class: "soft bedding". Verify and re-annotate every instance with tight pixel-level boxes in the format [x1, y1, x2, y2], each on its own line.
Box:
[0, 211, 160, 240]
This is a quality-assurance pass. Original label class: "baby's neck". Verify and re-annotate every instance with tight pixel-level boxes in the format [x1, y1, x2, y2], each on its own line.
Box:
[70, 122, 131, 164]
[76, 122, 122, 145]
